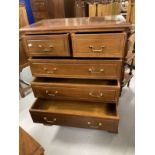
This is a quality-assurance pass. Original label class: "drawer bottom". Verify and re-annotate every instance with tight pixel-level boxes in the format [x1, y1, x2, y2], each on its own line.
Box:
[30, 99, 119, 133]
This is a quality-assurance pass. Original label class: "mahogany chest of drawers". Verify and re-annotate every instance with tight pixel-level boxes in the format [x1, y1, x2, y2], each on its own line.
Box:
[20, 16, 130, 133]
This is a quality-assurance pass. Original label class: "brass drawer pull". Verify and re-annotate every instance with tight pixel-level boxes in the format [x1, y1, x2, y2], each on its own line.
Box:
[38, 44, 42, 48]
[49, 45, 53, 48]
[87, 122, 91, 125]
[28, 43, 32, 47]
[43, 48, 51, 52]
[89, 45, 106, 52]
[43, 49, 49, 52]
[42, 45, 53, 52]
[43, 67, 57, 74]
[43, 117, 56, 123]
[89, 91, 103, 98]
[98, 123, 102, 126]
[46, 90, 58, 96]
[88, 68, 104, 73]
[87, 122, 102, 128]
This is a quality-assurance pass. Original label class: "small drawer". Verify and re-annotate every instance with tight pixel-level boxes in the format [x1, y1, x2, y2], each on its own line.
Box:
[30, 99, 119, 132]
[72, 33, 126, 58]
[29, 59, 122, 80]
[23, 34, 70, 57]
[32, 78, 120, 103]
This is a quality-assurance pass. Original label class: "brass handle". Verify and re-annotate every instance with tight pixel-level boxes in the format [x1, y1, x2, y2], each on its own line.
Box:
[49, 45, 53, 48]
[38, 44, 42, 48]
[88, 68, 104, 74]
[46, 90, 58, 96]
[87, 122, 91, 125]
[43, 67, 57, 74]
[42, 45, 53, 52]
[87, 122, 102, 128]
[43, 48, 51, 52]
[89, 91, 103, 98]
[43, 117, 56, 123]
[89, 45, 106, 52]
[98, 123, 102, 126]
[28, 43, 32, 47]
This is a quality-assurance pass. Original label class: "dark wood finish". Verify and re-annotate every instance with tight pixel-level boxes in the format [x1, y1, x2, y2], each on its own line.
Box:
[30, 0, 49, 21]
[30, 99, 119, 132]
[74, 0, 86, 17]
[72, 32, 126, 58]
[47, 0, 65, 18]
[31, 0, 47, 12]
[30, 0, 65, 22]
[64, 0, 75, 17]
[32, 78, 120, 103]
[23, 34, 70, 57]
[29, 59, 122, 80]
[19, 127, 44, 155]
[20, 16, 131, 132]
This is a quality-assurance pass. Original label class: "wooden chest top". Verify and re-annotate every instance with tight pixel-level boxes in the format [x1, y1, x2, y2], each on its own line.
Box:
[20, 16, 131, 33]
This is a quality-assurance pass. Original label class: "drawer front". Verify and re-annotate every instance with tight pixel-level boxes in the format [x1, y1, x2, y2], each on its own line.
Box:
[30, 59, 122, 80]
[30, 111, 119, 132]
[32, 83, 120, 103]
[72, 33, 126, 58]
[24, 34, 70, 57]
[30, 99, 119, 132]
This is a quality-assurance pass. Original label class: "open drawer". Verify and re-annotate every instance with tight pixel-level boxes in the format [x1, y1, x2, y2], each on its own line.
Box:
[30, 99, 119, 132]
[32, 78, 120, 103]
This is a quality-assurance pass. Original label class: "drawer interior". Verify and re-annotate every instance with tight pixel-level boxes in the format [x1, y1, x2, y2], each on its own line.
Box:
[31, 99, 118, 119]
[33, 78, 119, 86]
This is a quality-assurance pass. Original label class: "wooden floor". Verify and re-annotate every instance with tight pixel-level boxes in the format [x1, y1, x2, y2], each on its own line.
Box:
[19, 67, 135, 155]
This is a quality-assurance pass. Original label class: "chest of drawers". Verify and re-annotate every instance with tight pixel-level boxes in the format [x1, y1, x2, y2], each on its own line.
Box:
[20, 16, 130, 133]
